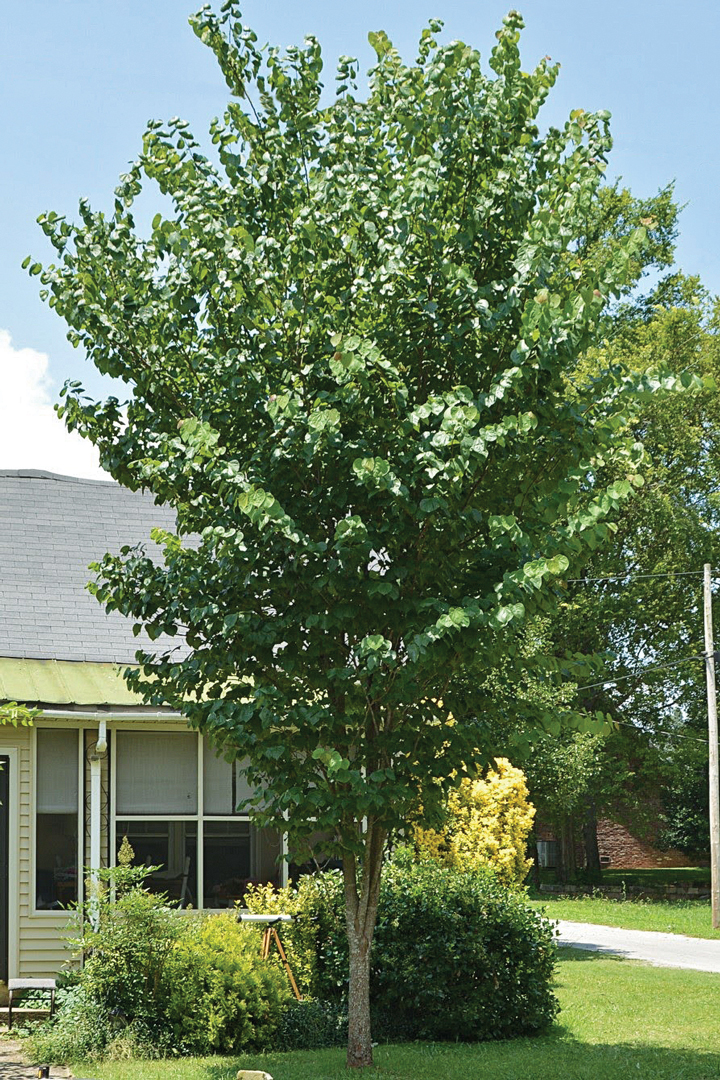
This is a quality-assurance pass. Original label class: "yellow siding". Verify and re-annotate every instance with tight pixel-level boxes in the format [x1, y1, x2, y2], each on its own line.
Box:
[6, 720, 77, 977]
[4, 713, 208, 977]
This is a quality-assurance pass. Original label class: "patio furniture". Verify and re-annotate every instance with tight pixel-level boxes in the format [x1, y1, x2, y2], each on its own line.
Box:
[7, 977, 56, 1029]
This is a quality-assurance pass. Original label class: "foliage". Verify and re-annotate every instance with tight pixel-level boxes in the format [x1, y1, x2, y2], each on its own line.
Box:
[523, 731, 609, 825]
[244, 874, 347, 1002]
[413, 758, 535, 886]
[29, 862, 292, 1061]
[48, 955, 720, 1080]
[32, 2, 689, 1063]
[25, 984, 113, 1064]
[0, 701, 37, 726]
[165, 911, 292, 1053]
[657, 735, 709, 855]
[276, 999, 347, 1052]
[371, 854, 558, 1040]
[539, 279, 720, 868]
[70, 859, 185, 1028]
[247, 856, 558, 1042]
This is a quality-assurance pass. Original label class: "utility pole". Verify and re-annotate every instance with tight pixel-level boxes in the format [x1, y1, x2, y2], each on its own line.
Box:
[703, 563, 720, 929]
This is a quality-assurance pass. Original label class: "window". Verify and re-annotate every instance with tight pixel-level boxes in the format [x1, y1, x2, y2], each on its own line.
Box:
[112, 731, 282, 907]
[36, 729, 79, 909]
[116, 731, 197, 814]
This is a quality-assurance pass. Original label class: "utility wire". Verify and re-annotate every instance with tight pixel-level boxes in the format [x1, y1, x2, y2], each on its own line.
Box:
[576, 652, 709, 692]
[566, 570, 705, 584]
[608, 715, 707, 745]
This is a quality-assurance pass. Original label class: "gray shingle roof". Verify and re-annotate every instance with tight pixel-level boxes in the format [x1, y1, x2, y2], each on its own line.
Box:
[0, 470, 188, 663]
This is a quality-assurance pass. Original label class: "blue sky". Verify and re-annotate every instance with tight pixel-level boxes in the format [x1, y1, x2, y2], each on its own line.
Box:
[1, 1, 718, 475]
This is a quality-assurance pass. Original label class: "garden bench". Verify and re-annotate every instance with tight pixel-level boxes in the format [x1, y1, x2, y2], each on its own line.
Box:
[7, 977, 56, 1029]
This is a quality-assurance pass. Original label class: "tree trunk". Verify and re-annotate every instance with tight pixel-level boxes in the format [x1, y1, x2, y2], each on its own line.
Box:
[343, 819, 386, 1069]
[531, 840, 541, 890]
[557, 817, 576, 885]
[583, 798, 602, 884]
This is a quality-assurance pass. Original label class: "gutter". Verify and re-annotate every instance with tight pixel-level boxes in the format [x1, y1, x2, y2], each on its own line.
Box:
[36, 707, 183, 720]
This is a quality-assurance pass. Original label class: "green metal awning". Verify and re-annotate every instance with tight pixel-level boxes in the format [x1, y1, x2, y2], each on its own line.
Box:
[0, 657, 146, 707]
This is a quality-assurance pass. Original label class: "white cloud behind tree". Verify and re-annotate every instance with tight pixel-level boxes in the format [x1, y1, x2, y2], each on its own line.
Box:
[0, 329, 108, 480]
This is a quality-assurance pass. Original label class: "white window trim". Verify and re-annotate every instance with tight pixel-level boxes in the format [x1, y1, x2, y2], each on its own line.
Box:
[109, 726, 288, 904]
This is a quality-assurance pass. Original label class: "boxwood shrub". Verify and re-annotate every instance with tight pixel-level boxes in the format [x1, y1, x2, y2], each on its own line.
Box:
[247, 849, 559, 1042]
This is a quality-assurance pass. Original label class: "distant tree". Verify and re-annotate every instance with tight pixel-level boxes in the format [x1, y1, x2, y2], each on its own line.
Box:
[33, 5, 685, 1065]
[551, 279, 720, 869]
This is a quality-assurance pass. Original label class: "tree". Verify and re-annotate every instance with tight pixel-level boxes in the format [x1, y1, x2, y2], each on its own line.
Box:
[549, 279, 720, 869]
[34, 6, 674, 1065]
[0, 703, 36, 727]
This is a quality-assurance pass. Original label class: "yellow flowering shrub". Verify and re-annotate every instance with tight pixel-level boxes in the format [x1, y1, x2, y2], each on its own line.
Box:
[414, 758, 535, 888]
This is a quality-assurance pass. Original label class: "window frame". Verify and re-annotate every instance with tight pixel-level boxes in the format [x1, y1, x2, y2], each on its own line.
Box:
[109, 726, 287, 907]
[32, 725, 84, 915]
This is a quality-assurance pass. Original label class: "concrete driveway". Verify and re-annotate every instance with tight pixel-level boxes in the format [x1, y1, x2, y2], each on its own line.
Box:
[556, 919, 720, 973]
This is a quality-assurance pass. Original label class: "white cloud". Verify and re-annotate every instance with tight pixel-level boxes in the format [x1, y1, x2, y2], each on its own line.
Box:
[0, 329, 109, 480]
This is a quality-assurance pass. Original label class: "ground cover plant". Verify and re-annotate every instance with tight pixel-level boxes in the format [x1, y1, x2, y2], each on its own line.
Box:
[31, 1, 693, 1064]
[528, 893, 720, 939]
[74, 950, 720, 1080]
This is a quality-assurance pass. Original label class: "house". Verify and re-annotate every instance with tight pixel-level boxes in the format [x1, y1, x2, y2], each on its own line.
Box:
[0, 469, 284, 983]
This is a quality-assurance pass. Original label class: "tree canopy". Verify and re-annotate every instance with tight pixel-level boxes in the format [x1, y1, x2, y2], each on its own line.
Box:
[32, 5, 691, 1064]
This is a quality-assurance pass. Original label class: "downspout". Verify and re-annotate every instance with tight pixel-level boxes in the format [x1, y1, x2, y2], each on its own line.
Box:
[89, 721, 108, 925]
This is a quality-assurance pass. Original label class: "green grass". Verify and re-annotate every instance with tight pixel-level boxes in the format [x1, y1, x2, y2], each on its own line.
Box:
[528, 892, 720, 938]
[534, 866, 710, 888]
[72, 950, 720, 1080]
[600, 867, 710, 887]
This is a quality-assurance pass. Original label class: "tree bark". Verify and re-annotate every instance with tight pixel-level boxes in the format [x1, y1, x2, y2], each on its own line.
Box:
[343, 819, 386, 1068]
[583, 798, 602, 883]
[557, 817, 576, 885]
[531, 840, 541, 890]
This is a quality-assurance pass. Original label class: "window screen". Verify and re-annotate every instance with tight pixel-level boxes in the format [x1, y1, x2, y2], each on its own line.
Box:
[203, 740, 253, 815]
[116, 731, 197, 814]
[36, 729, 78, 813]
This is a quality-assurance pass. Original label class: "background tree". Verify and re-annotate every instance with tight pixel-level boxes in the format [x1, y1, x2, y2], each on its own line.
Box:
[551, 279, 720, 871]
[33, 6, 682, 1065]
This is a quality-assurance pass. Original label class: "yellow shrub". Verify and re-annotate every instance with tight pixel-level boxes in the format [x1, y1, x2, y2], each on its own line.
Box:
[414, 758, 535, 888]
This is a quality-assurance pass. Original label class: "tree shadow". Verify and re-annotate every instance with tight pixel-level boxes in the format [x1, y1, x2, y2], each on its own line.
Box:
[556, 943, 628, 961]
[194, 1039, 720, 1080]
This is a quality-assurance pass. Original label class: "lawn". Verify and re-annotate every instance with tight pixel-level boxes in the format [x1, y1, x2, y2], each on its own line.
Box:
[534, 866, 710, 889]
[600, 867, 710, 887]
[73, 950, 720, 1080]
[527, 893, 720, 939]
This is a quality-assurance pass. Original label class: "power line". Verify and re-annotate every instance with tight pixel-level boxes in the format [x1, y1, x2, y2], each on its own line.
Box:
[566, 570, 705, 584]
[608, 715, 707, 745]
[576, 652, 709, 692]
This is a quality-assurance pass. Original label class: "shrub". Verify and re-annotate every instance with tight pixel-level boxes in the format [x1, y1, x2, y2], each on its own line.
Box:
[25, 857, 292, 1062]
[244, 873, 346, 1001]
[275, 998, 347, 1051]
[248, 852, 558, 1042]
[25, 985, 111, 1063]
[165, 911, 291, 1053]
[372, 851, 558, 1040]
[414, 758, 536, 887]
[71, 863, 185, 1029]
